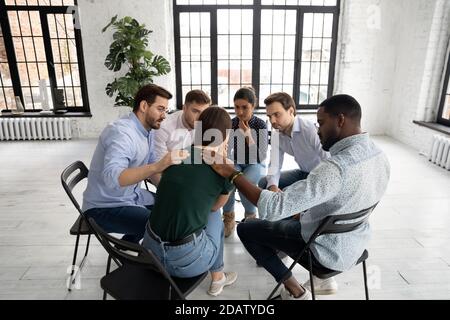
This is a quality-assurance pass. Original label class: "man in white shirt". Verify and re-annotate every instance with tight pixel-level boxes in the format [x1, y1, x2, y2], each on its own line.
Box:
[149, 90, 211, 185]
[259, 93, 329, 192]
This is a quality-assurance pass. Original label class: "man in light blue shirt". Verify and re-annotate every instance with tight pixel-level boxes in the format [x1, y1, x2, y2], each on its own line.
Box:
[206, 95, 390, 300]
[82, 84, 188, 243]
[259, 92, 329, 193]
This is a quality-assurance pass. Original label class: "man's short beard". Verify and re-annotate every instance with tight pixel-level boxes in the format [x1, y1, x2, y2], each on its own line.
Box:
[322, 135, 340, 151]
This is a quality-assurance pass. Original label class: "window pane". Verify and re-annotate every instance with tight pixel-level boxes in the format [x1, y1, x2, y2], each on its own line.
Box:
[4, 3, 87, 111]
[6, 0, 75, 5]
[175, 2, 337, 109]
[218, 60, 229, 84]
[190, 38, 201, 61]
[1, 24, 15, 110]
[261, 10, 273, 35]
[190, 13, 201, 37]
[241, 60, 252, 83]
[260, 60, 271, 83]
[202, 62, 211, 85]
[0, 63, 13, 87]
[300, 62, 310, 84]
[201, 37, 211, 59]
[191, 61, 201, 84]
[47, 13, 86, 110]
[323, 14, 334, 37]
[442, 95, 450, 121]
[320, 62, 329, 84]
[180, 13, 190, 37]
[216, 9, 253, 107]
[260, 10, 296, 105]
[271, 60, 283, 83]
[259, 84, 271, 106]
[283, 60, 295, 84]
[182, 62, 192, 84]
[272, 36, 285, 60]
[201, 13, 210, 36]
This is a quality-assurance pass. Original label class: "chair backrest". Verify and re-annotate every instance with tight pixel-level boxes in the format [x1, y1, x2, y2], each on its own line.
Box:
[311, 203, 379, 241]
[61, 161, 89, 214]
[88, 218, 186, 298]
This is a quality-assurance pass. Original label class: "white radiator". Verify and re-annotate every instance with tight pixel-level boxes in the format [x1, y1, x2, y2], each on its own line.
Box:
[0, 118, 72, 141]
[429, 135, 450, 170]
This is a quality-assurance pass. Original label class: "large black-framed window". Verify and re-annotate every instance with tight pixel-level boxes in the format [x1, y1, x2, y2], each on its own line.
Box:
[0, 0, 90, 113]
[437, 50, 450, 127]
[173, 0, 340, 110]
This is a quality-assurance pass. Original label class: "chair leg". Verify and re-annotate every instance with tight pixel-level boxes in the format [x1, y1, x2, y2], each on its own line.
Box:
[84, 234, 91, 257]
[267, 280, 284, 300]
[308, 250, 316, 300]
[67, 233, 81, 292]
[102, 256, 112, 300]
[362, 260, 369, 300]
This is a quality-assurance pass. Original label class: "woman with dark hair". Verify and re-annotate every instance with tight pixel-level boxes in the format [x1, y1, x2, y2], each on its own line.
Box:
[142, 107, 238, 296]
[222, 87, 268, 237]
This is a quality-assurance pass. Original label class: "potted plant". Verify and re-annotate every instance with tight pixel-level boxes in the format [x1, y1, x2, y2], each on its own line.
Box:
[103, 15, 171, 107]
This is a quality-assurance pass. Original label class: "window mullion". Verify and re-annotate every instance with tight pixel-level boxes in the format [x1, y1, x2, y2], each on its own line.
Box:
[0, 0, 24, 106]
[252, 0, 261, 107]
[40, 12, 57, 110]
[292, 8, 303, 108]
[327, 7, 339, 98]
[173, 1, 183, 109]
[210, 9, 218, 105]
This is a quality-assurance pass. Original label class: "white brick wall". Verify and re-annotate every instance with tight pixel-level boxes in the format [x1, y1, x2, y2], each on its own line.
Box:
[336, 0, 450, 153]
[386, 0, 450, 154]
[72, 0, 176, 138]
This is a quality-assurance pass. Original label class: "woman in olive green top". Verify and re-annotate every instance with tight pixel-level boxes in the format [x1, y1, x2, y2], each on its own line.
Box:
[142, 107, 238, 296]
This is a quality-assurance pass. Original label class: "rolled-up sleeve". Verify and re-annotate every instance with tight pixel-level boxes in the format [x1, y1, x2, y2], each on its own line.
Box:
[102, 127, 136, 190]
[266, 134, 284, 188]
[151, 126, 169, 163]
[147, 130, 158, 165]
[258, 161, 343, 221]
[257, 126, 269, 163]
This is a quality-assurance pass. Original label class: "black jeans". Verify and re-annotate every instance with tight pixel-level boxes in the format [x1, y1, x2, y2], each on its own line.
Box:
[258, 169, 309, 190]
[237, 218, 331, 283]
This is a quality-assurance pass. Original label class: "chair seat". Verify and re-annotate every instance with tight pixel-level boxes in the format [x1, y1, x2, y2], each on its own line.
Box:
[303, 250, 369, 280]
[101, 263, 208, 300]
[70, 216, 93, 235]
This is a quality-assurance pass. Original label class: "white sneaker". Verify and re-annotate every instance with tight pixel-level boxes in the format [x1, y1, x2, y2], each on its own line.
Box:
[303, 276, 338, 295]
[280, 287, 312, 300]
[207, 272, 238, 296]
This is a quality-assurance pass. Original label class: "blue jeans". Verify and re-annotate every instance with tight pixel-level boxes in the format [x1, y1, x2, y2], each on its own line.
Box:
[223, 163, 266, 215]
[142, 210, 224, 278]
[84, 205, 152, 243]
[258, 169, 309, 190]
[237, 218, 331, 283]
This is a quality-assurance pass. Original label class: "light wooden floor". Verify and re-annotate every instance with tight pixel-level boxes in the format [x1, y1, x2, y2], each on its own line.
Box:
[0, 136, 449, 300]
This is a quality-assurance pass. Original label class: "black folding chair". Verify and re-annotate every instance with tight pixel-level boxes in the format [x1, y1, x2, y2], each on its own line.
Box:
[61, 161, 94, 291]
[88, 218, 208, 300]
[267, 203, 378, 301]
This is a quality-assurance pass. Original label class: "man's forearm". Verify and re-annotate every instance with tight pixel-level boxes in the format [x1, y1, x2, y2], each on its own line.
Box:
[118, 164, 160, 187]
[233, 175, 262, 206]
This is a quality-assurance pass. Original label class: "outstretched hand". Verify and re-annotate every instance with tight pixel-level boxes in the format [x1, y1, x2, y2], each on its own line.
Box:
[158, 149, 190, 172]
[202, 149, 236, 178]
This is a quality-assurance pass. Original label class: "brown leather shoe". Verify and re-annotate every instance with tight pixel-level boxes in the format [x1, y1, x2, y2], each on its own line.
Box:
[223, 211, 236, 238]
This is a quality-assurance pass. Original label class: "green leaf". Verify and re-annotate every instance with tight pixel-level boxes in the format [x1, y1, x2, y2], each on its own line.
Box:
[103, 15, 172, 107]
[102, 15, 118, 33]
[151, 55, 171, 75]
